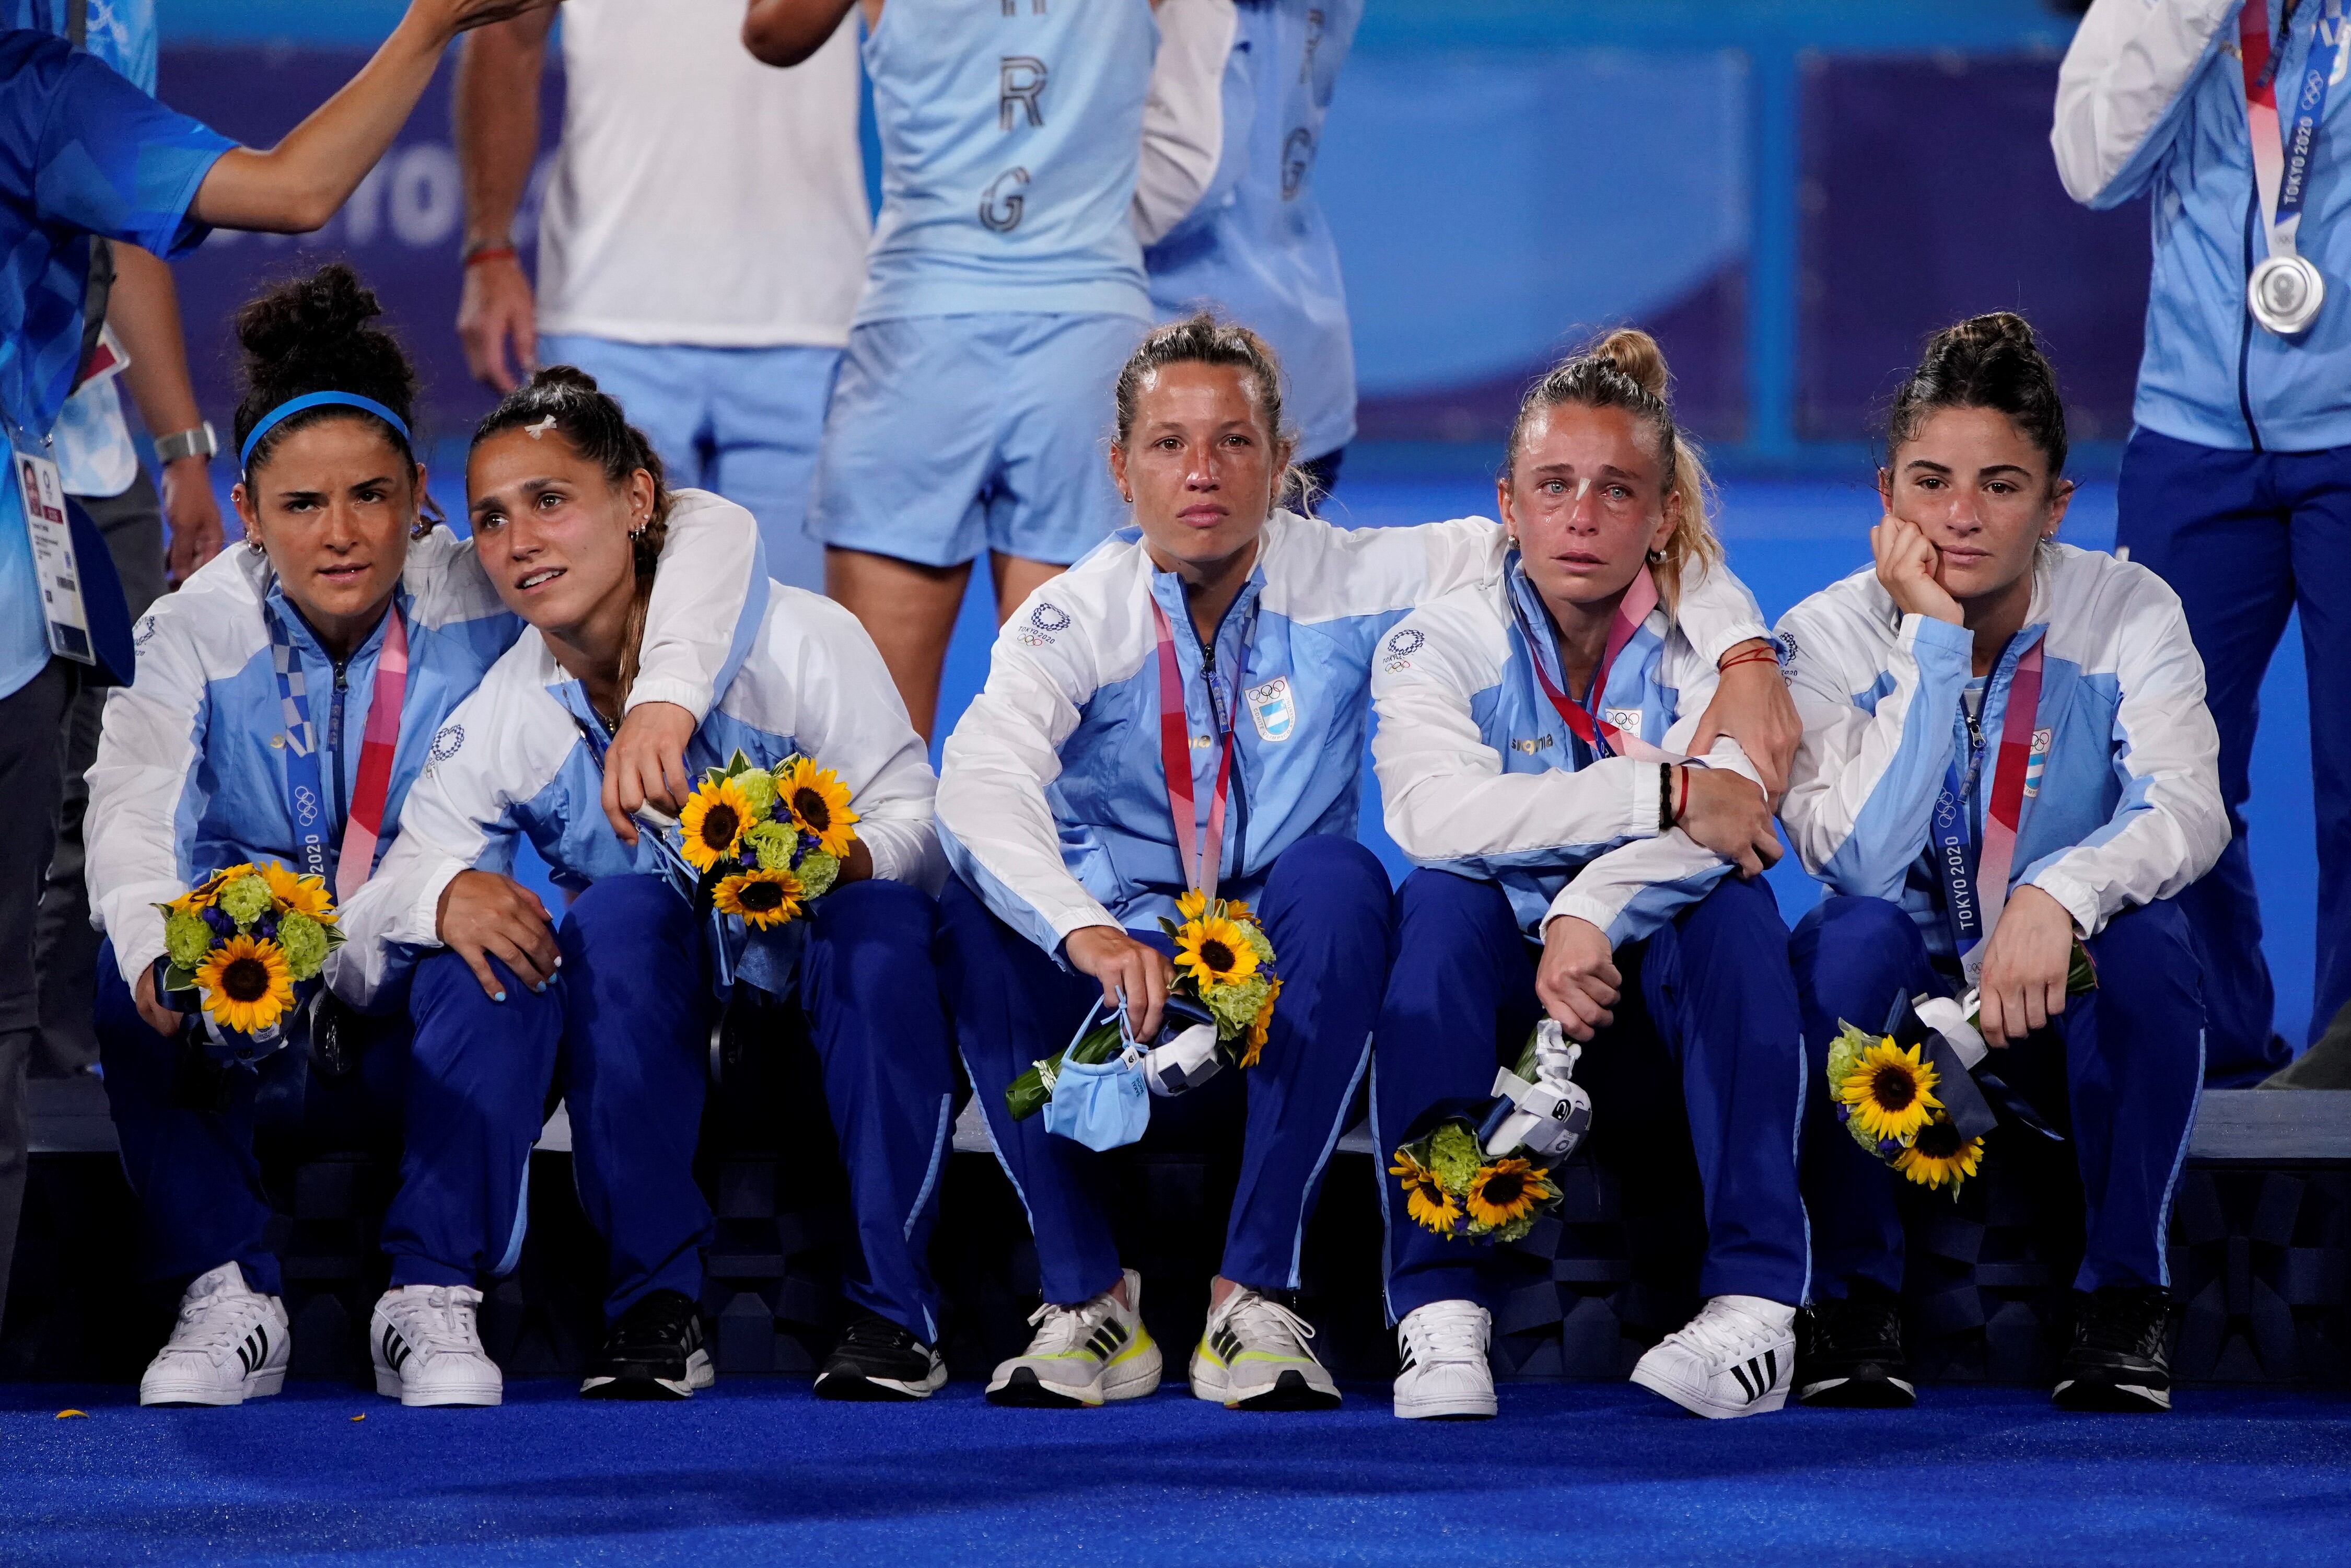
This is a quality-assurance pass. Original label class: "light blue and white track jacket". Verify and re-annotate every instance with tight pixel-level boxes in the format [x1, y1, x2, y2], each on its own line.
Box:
[1370, 552, 1765, 946]
[85, 489, 766, 988]
[1776, 544, 2227, 962]
[935, 509, 1766, 957]
[2056, 0, 2351, 449]
[332, 496, 939, 1008]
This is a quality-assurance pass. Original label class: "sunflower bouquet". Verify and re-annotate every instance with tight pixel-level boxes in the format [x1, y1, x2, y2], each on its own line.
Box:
[154, 862, 343, 1064]
[1826, 944, 2098, 1198]
[1003, 890, 1280, 1121]
[1388, 1023, 1588, 1246]
[671, 749, 859, 933]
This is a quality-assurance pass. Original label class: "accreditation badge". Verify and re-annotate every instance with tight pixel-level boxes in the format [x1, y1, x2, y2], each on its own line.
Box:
[12, 444, 95, 664]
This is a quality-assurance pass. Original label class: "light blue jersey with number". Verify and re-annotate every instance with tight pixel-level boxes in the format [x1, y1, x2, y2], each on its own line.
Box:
[856, 0, 1158, 325]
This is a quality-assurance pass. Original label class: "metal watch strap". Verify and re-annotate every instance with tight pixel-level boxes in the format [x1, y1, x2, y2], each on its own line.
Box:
[154, 422, 218, 464]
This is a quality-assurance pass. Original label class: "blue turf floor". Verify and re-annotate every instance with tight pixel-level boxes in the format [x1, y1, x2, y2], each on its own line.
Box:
[4, 1379, 2347, 1566]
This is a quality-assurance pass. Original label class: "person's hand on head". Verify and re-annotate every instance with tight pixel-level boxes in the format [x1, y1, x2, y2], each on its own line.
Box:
[1872, 514, 1964, 626]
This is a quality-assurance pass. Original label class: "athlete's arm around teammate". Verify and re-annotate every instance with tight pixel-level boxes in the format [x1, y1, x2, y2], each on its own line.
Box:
[1776, 312, 2225, 1415]
[333, 368, 954, 1405]
[1366, 329, 1808, 1424]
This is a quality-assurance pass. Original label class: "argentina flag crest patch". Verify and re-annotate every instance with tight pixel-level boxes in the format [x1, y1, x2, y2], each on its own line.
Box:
[1246, 677, 1297, 742]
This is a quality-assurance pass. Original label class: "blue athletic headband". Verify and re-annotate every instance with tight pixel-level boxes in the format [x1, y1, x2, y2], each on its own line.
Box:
[239, 390, 414, 470]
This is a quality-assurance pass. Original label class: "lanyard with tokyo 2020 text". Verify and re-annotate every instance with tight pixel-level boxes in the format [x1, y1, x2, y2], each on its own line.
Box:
[265, 596, 409, 897]
[1932, 634, 2046, 986]
[1152, 598, 1235, 900]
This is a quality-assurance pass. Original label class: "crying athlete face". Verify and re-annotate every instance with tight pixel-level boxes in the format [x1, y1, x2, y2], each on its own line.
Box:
[467, 426, 656, 640]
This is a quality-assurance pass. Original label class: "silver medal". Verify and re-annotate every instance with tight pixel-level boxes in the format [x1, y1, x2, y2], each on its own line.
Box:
[2249, 252, 2326, 336]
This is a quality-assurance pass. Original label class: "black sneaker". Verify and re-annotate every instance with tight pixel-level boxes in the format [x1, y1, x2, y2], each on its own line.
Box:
[2053, 1285, 2175, 1412]
[1796, 1284, 1915, 1409]
[580, 1290, 713, 1401]
[814, 1310, 949, 1402]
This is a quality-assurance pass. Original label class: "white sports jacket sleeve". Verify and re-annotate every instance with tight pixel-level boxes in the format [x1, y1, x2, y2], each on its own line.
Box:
[1133, 0, 1236, 246]
[85, 582, 222, 981]
[2020, 577, 2227, 937]
[1545, 735, 1763, 947]
[2053, 0, 2238, 207]
[935, 596, 1121, 956]
[626, 488, 770, 719]
[1778, 600, 1978, 901]
[1674, 551, 1770, 669]
[1372, 596, 1661, 876]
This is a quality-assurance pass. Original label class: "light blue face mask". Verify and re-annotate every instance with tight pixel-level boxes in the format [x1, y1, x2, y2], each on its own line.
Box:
[1042, 996, 1151, 1152]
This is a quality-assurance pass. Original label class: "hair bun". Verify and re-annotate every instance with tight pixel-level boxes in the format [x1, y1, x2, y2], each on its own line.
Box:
[527, 365, 603, 396]
[230, 263, 421, 464]
[1592, 328, 1671, 400]
[234, 261, 382, 367]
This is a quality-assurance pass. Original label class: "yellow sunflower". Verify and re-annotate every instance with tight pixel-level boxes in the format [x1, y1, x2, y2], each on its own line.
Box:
[1894, 1116, 1984, 1192]
[1175, 888, 1208, 922]
[1238, 974, 1283, 1070]
[1837, 1038, 1942, 1145]
[1174, 915, 1260, 990]
[194, 934, 295, 1035]
[259, 860, 336, 923]
[170, 865, 243, 915]
[1465, 1157, 1557, 1230]
[1390, 1149, 1459, 1235]
[713, 867, 804, 931]
[679, 777, 756, 872]
[778, 757, 860, 858]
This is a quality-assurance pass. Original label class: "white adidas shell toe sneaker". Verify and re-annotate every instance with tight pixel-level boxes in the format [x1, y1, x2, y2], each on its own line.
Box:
[1631, 1295, 1797, 1419]
[1393, 1300, 1495, 1420]
[139, 1262, 290, 1408]
[370, 1285, 503, 1408]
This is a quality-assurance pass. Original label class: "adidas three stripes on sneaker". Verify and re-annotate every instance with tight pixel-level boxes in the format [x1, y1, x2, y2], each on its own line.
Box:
[138, 1262, 290, 1407]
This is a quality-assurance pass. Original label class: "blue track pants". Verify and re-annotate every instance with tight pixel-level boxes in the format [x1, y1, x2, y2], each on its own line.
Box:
[2116, 427, 2351, 1078]
[940, 834, 1392, 1307]
[96, 939, 548, 1295]
[1372, 870, 1811, 1321]
[488, 875, 955, 1339]
[1791, 893, 2204, 1297]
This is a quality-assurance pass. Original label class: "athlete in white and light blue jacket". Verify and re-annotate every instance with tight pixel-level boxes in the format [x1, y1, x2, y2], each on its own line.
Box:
[1777, 313, 2224, 1414]
[2056, 0, 2351, 1076]
[82, 267, 761, 1411]
[1367, 330, 1809, 1425]
[335, 368, 955, 1404]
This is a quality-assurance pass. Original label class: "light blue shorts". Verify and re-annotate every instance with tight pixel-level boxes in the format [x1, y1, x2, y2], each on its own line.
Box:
[809, 312, 1147, 568]
[536, 336, 841, 591]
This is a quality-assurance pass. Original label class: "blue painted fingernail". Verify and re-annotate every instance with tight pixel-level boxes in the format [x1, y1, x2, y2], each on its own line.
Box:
[493, 991, 507, 1004]
[533, 982, 548, 994]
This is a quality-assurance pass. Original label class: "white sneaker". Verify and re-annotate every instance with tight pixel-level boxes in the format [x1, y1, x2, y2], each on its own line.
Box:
[1393, 1299, 1495, 1420]
[1631, 1294, 1797, 1419]
[1190, 1286, 1342, 1410]
[139, 1262, 290, 1407]
[370, 1285, 503, 1407]
[986, 1268, 1162, 1407]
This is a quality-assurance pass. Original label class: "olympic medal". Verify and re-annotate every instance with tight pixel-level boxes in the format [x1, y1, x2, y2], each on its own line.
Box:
[2249, 252, 2326, 335]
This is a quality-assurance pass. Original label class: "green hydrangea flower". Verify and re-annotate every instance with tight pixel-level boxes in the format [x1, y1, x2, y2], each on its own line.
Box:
[275, 912, 330, 981]
[1204, 972, 1271, 1039]
[1242, 922, 1274, 965]
[732, 768, 777, 818]
[164, 910, 214, 970]
[744, 819, 798, 871]
[1427, 1122, 1483, 1194]
[1487, 1209, 1542, 1246]
[795, 849, 841, 900]
[216, 874, 273, 927]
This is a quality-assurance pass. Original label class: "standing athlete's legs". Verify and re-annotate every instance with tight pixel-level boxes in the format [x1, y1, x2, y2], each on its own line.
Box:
[2114, 428, 2290, 1082]
[990, 312, 1143, 586]
[705, 343, 842, 593]
[2279, 445, 2351, 1046]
